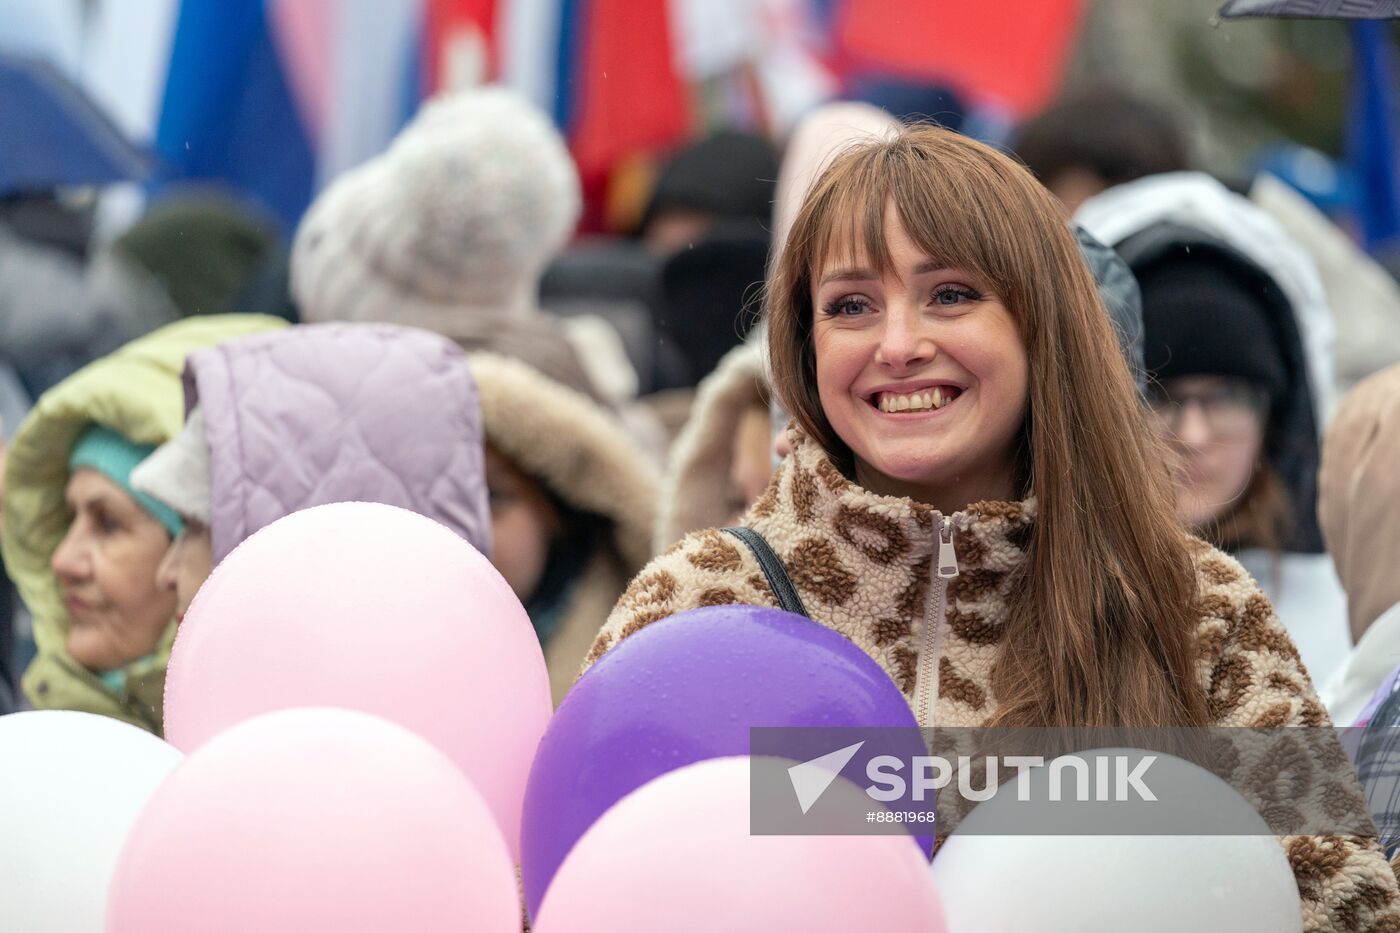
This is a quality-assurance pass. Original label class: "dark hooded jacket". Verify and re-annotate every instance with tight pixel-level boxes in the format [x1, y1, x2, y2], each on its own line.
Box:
[1078, 172, 1349, 685]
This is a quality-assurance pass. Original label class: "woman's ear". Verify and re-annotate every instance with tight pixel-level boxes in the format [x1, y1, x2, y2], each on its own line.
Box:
[155, 534, 181, 594]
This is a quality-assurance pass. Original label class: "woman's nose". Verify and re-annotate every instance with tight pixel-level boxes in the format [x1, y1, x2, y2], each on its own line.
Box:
[50, 526, 89, 581]
[874, 307, 935, 370]
[1174, 400, 1213, 447]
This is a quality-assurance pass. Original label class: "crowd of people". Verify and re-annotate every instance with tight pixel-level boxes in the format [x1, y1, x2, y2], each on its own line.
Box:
[5, 81, 1400, 929]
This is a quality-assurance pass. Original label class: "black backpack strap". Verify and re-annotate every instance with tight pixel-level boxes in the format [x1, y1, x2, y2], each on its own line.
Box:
[722, 527, 810, 619]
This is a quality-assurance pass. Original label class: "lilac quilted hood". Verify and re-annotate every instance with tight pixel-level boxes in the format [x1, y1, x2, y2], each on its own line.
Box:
[183, 323, 491, 564]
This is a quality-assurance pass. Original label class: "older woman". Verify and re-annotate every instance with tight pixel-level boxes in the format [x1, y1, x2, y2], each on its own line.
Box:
[588, 125, 1400, 930]
[1, 315, 282, 731]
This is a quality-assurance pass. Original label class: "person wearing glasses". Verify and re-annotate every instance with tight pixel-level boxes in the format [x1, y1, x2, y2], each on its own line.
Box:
[1078, 172, 1350, 687]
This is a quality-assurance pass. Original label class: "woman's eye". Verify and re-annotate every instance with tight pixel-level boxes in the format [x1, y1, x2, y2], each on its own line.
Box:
[93, 511, 121, 535]
[932, 284, 979, 306]
[821, 296, 871, 317]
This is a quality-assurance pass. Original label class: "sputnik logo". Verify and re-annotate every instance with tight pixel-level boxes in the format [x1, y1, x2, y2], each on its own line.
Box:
[786, 741, 866, 814]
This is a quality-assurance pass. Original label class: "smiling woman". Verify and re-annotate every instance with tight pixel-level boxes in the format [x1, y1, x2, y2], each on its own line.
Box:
[762, 125, 1203, 730]
[587, 125, 1400, 929]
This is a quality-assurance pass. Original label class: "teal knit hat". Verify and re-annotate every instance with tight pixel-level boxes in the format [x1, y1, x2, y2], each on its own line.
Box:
[69, 424, 184, 538]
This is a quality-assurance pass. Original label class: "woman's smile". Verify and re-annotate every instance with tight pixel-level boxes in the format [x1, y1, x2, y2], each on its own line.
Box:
[811, 207, 1027, 510]
[865, 382, 965, 415]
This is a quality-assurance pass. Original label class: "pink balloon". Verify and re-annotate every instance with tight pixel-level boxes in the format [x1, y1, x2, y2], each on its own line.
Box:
[532, 757, 946, 932]
[163, 502, 550, 856]
[107, 708, 520, 933]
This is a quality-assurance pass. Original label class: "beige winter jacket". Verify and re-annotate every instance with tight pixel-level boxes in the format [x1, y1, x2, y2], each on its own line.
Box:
[589, 426, 1400, 931]
[1318, 363, 1400, 723]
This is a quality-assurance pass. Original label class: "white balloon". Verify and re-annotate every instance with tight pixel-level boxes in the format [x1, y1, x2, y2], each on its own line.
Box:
[931, 749, 1303, 932]
[0, 711, 182, 932]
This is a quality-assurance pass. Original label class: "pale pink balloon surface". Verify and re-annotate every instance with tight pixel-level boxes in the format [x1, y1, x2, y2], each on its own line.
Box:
[163, 501, 551, 855]
[532, 757, 947, 932]
[107, 708, 520, 933]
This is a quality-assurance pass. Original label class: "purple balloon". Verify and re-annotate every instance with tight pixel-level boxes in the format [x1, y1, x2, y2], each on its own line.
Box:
[520, 605, 922, 919]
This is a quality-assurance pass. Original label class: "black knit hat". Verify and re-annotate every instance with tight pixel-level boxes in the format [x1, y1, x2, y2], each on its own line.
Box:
[641, 131, 778, 237]
[655, 222, 770, 386]
[1136, 253, 1290, 403]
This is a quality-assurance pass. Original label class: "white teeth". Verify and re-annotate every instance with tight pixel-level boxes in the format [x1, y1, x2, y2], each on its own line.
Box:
[877, 388, 956, 412]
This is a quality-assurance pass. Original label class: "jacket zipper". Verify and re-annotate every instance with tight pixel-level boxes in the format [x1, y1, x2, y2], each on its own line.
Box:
[913, 514, 960, 728]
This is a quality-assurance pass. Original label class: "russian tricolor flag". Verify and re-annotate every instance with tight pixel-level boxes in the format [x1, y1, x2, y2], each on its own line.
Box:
[123, 0, 1087, 237]
[151, 0, 689, 234]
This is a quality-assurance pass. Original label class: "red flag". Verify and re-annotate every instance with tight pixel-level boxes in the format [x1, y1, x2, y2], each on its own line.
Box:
[425, 0, 499, 91]
[569, 0, 690, 180]
[835, 0, 1085, 116]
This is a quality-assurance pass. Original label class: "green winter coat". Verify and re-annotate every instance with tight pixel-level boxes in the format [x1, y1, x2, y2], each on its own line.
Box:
[2, 314, 286, 733]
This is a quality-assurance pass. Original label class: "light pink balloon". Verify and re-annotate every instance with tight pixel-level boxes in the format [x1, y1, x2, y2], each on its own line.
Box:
[532, 757, 946, 932]
[163, 501, 550, 856]
[107, 707, 520, 933]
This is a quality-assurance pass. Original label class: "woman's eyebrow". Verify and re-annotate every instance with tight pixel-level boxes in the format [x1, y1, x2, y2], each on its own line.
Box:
[818, 260, 951, 287]
[68, 495, 106, 513]
[910, 260, 947, 276]
[817, 268, 876, 286]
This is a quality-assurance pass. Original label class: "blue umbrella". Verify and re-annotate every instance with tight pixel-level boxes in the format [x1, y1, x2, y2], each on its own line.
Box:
[0, 52, 152, 196]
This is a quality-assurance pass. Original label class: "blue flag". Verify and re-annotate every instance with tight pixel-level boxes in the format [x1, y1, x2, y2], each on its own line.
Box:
[154, 0, 314, 235]
[1348, 20, 1400, 255]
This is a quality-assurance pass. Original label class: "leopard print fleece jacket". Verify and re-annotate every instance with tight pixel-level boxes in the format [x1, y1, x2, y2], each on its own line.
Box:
[586, 427, 1400, 932]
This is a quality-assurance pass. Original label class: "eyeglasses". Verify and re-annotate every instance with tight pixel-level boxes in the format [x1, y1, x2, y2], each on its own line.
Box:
[1147, 381, 1269, 437]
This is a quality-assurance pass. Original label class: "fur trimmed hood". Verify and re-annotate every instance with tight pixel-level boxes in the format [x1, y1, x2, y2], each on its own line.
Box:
[469, 352, 660, 705]
[468, 352, 658, 573]
[653, 341, 767, 552]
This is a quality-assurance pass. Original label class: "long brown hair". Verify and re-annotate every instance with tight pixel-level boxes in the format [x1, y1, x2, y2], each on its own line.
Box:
[766, 125, 1210, 728]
